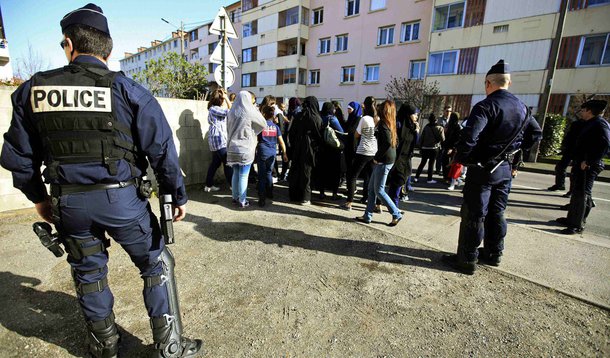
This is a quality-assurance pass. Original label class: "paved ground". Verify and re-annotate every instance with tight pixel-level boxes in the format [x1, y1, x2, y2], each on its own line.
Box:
[0, 166, 608, 357]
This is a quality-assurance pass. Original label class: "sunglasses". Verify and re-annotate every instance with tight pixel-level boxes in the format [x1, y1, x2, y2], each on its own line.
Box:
[60, 39, 68, 49]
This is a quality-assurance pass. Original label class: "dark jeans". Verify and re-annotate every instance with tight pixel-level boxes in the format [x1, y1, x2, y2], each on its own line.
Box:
[457, 163, 512, 262]
[567, 163, 602, 229]
[257, 155, 275, 197]
[205, 147, 232, 187]
[416, 148, 439, 181]
[554, 154, 572, 188]
[346, 154, 374, 202]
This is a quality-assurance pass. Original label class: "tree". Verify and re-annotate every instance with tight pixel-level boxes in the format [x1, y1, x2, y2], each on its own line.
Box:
[135, 52, 208, 99]
[385, 76, 443, 120]
[15, 42, 50, 80]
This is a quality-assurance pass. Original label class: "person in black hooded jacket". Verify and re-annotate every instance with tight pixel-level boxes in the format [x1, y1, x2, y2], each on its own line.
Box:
[387, 103, 418, 206]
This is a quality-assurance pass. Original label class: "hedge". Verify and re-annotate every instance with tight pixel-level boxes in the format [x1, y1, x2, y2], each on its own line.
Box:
[539, 114, 567, 158]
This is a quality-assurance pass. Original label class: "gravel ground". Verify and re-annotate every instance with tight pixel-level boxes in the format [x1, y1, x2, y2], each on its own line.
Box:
[0, 186, 608, 357]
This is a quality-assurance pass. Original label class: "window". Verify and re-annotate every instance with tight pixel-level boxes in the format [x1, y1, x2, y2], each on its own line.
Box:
[409, 60, 426, 79]
[364, 64, 380, 82]
[370, 0, 386, 11]
[208, 42, 217, 54]
[377, 26, 395, 46]
[242, 0, 258, 12]
[341, 66, 355, 83]
[242, 47, 257, 63]
[336, 34, 348, 52]
[190, 31, 198, 42]
[173, 40, 178, 48]
[578, 33, 610, 66]
[319, 38, 331, 54]
[428, 51, 459, 75]
[401, 21, 420, 42]
[280, 7, 300, 27]
[312, 8, 324, 25]
[242, 73, 257, 87]
[208, 63, 218, 73]
[433, 2, 465, 31]
[346, 0, 360, 16]
[277, 68, 297, 84]
[243, 20, 258, 37]
[309, 70, 320, 85]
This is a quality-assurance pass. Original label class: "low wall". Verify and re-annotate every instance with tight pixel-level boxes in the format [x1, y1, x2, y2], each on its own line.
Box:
[0, 88, 212, 213]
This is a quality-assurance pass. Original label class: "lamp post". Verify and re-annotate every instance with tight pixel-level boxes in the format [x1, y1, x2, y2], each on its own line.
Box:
[161, 18, 185, 55]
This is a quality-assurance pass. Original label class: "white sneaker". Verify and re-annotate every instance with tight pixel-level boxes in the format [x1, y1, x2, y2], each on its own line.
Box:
[413, 177, 418, 183]
[272, 177, 278, 184]
[427, 179, 437, 184]
[204, 185, 220, 192]
[401, 195, 409, 202]
[447, 185, 455, 191]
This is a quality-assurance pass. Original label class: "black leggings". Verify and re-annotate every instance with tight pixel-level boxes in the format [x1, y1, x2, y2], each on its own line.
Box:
[416, 148, 439, 181]
[346, 154, 374, 202]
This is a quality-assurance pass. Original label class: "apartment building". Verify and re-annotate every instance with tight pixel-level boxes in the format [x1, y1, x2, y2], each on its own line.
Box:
[120, 32, 188, 80]
[186, 1, 243, 92]
[240, 0, 310, 102]
[425, 0, 610, 117]
[307, 0, 432, 108]
[0, 5, 12, 81]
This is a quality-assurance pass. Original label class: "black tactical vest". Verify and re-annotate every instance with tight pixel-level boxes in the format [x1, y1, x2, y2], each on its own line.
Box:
[29, 63, 138, 180]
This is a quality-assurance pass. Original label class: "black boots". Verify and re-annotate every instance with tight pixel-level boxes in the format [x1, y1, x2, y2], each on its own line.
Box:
[87, 313, 120, 358]
[151, 316, 202, 358]
[477, 248, 502, 266]
[441, 254, 476, 275]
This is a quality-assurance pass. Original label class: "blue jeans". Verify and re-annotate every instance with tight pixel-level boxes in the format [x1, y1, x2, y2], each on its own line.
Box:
[257, 155, 275, 197]
[205, 147, 232, 187]
[231, 164, 252, 204]
[364, 163, 402, 221]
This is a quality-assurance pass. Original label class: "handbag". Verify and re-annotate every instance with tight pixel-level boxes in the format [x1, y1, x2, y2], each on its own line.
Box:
[448, 162, 463, 179]
[323, 125, 344, 150]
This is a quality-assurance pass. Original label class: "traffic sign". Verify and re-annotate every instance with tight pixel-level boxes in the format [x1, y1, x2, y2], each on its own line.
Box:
[214, 66, 235, 88]
[209, 41, 239, 67]
[209, 7, 238, 38]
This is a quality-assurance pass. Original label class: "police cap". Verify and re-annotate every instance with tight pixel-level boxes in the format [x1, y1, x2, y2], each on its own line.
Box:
[60, 3, 110, 36]
[486, 59, 510, 77]
[581, 99, 608, 113]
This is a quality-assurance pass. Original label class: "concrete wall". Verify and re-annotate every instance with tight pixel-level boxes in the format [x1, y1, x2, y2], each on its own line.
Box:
[0, 89, 213, 213]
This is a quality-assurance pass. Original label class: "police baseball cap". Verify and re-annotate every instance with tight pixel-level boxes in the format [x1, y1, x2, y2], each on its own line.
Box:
[61, 3, 110, 36]
[486, 59, 510, 77]
[581, 99, 608, 112]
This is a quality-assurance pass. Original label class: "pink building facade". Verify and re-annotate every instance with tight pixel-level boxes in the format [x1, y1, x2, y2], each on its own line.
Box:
[306, 0, 432, 109]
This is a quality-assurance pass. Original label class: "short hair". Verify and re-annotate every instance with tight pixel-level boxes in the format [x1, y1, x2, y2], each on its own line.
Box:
[486, 73, 511, 87]
[63, 24, 113, 59]
[444, 105, 452, 111]
[207, 89, 224, 109]
[261, 104, 275, 119]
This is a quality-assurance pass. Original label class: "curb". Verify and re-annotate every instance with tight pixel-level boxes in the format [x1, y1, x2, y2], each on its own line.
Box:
[519, 166, 610, 183]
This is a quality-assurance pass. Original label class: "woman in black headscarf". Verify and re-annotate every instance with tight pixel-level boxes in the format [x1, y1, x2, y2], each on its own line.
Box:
[387, 103, 419, 206]
[288, 96, 323, 204]
[314, 102, 345, 199]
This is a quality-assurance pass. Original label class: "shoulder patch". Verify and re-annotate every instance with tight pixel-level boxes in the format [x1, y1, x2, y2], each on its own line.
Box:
[30, 85, 112, 113]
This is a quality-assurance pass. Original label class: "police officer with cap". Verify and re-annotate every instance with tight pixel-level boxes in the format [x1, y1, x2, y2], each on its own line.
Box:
[0, 3, 202, 357]
[442, 59, 542, 275]
[556, 99, 610, 234]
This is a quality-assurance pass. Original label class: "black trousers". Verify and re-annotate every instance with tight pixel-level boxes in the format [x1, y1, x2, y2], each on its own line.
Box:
[346, 154, 373, 202]
[416, 148, 439, 181]
[554, 154, 572, 188]
[566, 163, 602, 229]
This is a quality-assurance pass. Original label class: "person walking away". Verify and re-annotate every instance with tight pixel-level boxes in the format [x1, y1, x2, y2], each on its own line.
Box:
[342, 97, 378, 210]
[355, 100, 403, 226]
[0, 4, 202, 356]
[547, 117, 587, 193]
[257, 103, 288, 207]
[316, 102, 345, 199]
[387, 104, 418, 206]
[287, 96, 323, 204]
[204, 89, 233, 192]
[556, 99, 609, 234]
[226, 91, 267, 208]
[442, 59, 542, 275]
[414, 114, 445, 183]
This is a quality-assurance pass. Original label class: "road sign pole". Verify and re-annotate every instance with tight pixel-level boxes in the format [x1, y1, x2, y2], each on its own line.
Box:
[220, 16, 226, 90]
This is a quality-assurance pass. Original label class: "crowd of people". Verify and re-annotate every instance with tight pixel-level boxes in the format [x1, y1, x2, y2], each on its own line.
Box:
[203, 89, 476, 226]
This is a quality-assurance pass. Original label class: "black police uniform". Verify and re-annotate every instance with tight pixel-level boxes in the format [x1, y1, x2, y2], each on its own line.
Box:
[562, 102, 610, 233]
[0, 4, 201, 358]
[549, 119, 586, 191]
[445, 60, 542, 273]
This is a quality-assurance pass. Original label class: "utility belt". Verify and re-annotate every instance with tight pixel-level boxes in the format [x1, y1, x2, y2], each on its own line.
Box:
[50, 178, 153, 198]
[466, 152, 515, 174]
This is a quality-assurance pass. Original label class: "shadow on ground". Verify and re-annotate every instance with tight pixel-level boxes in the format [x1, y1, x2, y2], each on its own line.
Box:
[185, 213, 455, 273]
[0, 271, 148, 357]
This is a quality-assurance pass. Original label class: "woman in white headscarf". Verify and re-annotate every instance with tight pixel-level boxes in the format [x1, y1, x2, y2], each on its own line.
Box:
[226, 91, 267, 207]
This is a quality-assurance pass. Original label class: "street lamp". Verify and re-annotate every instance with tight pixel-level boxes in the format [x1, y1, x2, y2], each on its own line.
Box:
[161, 18, 185, 55]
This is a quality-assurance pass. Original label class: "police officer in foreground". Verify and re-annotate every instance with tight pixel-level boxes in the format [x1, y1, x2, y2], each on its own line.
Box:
[442, 60, 542, 275]
[556, 99, 610, 235]
[0, 4, 202, 357]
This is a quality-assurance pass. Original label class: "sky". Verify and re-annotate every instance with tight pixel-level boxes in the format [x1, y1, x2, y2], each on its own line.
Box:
[2, 0, 233, 74]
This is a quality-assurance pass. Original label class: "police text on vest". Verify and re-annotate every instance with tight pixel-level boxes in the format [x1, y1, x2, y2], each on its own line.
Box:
[30, 86, 112, 113]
